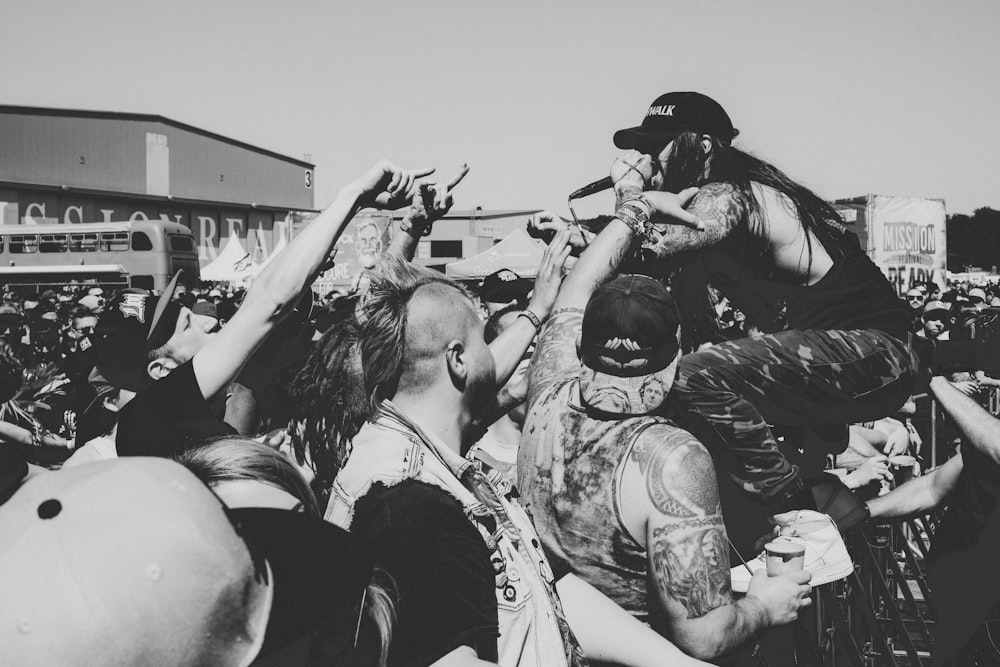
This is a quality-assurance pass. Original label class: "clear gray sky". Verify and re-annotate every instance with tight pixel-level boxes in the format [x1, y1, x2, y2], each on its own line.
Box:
[3, 0, 998, 215]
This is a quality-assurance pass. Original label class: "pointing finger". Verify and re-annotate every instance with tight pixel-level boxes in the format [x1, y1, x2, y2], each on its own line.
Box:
[411, 166, 436, 180]
[446, 163, 470, 190]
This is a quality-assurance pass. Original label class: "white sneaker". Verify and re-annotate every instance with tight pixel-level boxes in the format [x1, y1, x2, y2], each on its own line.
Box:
[730, 510, 854, 593]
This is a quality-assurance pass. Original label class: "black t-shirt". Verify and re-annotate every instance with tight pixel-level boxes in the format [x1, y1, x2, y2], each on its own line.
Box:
[351, 480, 499, 667]
[116, 360, 235, 458]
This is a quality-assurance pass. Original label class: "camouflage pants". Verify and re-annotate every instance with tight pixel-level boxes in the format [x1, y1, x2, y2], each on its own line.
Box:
[669, 329, 917, 501]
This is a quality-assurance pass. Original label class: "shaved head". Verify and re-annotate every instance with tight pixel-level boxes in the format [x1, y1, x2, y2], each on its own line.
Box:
[399, 282, 483, 393]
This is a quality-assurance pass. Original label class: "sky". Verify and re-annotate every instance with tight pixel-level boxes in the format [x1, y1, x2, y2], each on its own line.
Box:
[2, 0, 999, 216]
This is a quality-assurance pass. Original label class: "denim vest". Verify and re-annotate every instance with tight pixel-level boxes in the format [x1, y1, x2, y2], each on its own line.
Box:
[326, 400, 587, 667]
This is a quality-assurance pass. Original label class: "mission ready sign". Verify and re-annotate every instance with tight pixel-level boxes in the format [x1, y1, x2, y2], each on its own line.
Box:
[832, 195, 947, 295]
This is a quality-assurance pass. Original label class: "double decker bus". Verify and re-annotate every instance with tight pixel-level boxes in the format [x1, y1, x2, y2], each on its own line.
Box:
[0, 219, 200, 293]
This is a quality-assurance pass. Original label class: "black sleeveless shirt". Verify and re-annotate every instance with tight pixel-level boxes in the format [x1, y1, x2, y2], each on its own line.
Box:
[700, 202, 910, 341]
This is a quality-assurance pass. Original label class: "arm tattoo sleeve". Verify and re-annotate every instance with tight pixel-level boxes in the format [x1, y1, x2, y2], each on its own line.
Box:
[526, 309, 583, 409]
[637, 430, 733, 620]
[645, 182, 744, 257]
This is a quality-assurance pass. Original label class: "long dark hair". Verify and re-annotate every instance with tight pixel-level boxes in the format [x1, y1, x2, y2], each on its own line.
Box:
[665, 132, 847, 350]
[290, 258, 457, 487]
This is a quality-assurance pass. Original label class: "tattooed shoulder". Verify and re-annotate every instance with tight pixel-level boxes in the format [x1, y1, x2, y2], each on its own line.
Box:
[527, 308, 583, 404]
[636, 426, 721, 518]
[640, 426, 731, 619]
[688, 182, 744, 234]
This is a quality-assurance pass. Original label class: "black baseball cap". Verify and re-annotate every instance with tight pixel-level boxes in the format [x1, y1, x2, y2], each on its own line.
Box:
[579, 275, 681, 415]
[89, 272, 184, 392]
[613, 91, 738, 150]
[479, 268, 532, 304]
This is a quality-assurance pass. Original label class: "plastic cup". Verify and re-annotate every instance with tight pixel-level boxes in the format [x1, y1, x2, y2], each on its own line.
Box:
[889, 455, 916, 487]
[765, 541, 806, 577]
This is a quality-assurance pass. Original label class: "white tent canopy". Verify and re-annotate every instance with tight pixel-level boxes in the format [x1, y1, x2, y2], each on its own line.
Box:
[200, 235, 257, 282]
[445, 228, 546, 280]
[245, 234, 287, 277]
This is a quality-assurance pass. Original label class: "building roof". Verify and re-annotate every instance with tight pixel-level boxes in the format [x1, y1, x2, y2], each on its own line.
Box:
[0, 105, 313, 169]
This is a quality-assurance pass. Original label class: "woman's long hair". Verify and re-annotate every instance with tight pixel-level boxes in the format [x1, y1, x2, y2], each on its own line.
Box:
[664, 132, 846, 350]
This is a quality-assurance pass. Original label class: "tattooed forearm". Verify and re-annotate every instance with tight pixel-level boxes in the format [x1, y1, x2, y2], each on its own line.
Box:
[650, 522, 732, 619]
[526, 309, 583, 406]
[645, 183, 744, 257]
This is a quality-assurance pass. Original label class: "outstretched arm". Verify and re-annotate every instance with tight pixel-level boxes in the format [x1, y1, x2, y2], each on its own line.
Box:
[525, 154, 701, 405]
[930, 375, 1000, 466]
[640, 182, 744, 257]
[388, 164, 470, 261]
[868, 453, 963, 522]
[193, 161, 432, 399]
[632, 426, 811, 660]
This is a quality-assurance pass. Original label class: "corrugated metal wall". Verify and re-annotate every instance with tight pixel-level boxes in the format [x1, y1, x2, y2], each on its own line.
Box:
[0, 109, 314, 210]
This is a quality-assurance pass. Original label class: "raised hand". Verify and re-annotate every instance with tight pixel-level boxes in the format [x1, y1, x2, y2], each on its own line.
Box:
[527, 227, 573, 319]
[404, 164, 470, 236]
[527, 211, 591, 252]
[351, 159, 436, 210]
[610, 150, 654, 199]
[639, 187, 705, 231]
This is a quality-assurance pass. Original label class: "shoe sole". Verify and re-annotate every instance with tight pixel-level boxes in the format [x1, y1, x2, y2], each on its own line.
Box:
[806, 556, 855, 586]
[730, 557, 854, 594]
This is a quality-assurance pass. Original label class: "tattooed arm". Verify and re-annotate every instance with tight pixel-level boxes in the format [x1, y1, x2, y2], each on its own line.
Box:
[628, 426, 811, 660]
[525, 213, 635, 408]
[641, 183, 744, 257]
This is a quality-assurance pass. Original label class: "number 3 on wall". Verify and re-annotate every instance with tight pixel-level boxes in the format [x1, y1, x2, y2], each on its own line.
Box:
[304, 170, 313, 189]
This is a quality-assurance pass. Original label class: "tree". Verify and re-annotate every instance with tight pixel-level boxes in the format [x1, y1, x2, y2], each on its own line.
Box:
[946, 207, 1000, 272]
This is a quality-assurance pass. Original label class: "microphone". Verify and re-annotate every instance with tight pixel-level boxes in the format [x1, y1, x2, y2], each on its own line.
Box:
[568, 176, 613, 200]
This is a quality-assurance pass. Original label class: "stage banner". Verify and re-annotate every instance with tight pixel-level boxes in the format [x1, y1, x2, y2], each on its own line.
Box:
[869, 196, 947, 296]
[311, 210, 393, 292]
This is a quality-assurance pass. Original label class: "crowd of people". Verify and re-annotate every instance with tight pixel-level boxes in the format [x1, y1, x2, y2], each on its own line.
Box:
[2, 91, 1000, 666]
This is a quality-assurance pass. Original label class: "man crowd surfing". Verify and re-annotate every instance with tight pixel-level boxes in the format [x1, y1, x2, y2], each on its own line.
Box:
[2, 91, 1000, 666]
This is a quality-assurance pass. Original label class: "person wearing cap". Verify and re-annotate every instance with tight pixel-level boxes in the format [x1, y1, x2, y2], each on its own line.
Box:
[478, 268, 533, 315]
[98, 160, 434, 460]
[0, 457, 377, 665]
[531, 91, 915, 529]
[969, 287, 988, 311]
[919, 299, 953, 341]
[905, 287, 926, 334]
[294, 246, 711, 666]
[519, 209, 811, 661]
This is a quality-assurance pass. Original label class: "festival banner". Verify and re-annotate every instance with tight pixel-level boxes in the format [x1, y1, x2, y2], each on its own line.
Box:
[868, 196, 947, 296]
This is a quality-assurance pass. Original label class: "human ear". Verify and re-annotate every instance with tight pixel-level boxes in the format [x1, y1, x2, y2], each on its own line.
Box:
[146, 359, 169, 381]
[700, 135, 713, 155]
[445, 340, 467, 384]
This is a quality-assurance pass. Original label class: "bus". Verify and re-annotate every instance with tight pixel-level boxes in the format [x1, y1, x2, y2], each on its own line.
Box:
[0, 219, 200, 293]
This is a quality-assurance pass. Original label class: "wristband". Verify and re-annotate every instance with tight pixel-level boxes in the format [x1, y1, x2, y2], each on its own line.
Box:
[615, 197, 654, 241]
[399, 215, 433, 239]
[517, 310, 542, 332]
